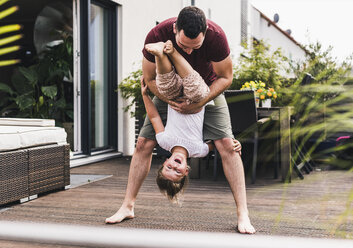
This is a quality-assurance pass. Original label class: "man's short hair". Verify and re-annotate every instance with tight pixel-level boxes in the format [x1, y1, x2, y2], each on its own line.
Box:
[176, 6, 207, 39]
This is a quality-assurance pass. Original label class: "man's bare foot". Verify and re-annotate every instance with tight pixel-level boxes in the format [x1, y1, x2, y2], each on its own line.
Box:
[164, 40, 175, 55]
[145, 42, 165, 57]
[237, 213, 256, 234]
[105, 206, 134, 224]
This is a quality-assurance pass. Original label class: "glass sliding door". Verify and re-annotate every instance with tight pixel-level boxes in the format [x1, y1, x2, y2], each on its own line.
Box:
[79, 0, 117, 155]
[89, 3, 109, 150]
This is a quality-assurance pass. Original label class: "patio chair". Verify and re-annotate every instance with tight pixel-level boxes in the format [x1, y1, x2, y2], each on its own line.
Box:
[211, 90, 270, 183]
[290, 73, 316, 178]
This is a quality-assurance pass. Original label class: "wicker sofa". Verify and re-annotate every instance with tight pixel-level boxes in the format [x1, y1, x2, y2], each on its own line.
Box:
[0, 118, 70, 205]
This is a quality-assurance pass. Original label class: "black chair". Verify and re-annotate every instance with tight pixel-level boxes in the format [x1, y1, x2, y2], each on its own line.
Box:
[212, 90, 270, 183]
[290, 73, 316, 179]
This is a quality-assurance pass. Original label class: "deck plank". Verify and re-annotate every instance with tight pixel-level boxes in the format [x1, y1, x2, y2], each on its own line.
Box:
[0, 156, 352, 247]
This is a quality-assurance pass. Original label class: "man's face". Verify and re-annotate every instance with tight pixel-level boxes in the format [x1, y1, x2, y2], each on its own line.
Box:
[173, 24, 205, 55]
[161, 152, 189, 182]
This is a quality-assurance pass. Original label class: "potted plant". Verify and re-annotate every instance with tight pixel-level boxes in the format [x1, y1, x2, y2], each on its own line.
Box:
[240, 80, 278, 107]
[117, 67, 158, 136]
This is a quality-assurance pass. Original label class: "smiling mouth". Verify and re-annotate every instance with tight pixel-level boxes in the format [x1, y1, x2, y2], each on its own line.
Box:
[174, 158, 181, 164]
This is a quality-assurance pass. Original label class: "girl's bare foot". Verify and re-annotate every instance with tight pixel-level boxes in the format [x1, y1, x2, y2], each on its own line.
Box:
[105, 206, 134, 224]
[164, 40, 175, 55]
[145, 42, 165, 57]
[237, 213, 256, 234]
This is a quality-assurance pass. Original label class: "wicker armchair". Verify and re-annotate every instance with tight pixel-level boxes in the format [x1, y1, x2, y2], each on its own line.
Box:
[0, 119, 70, 205]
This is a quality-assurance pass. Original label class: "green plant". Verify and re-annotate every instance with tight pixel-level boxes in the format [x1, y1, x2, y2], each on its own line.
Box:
[0, 33, 73, 124]
[280, 41, 353, 169]
[231, 40, 290, 94]
[118, 68, 147, 119]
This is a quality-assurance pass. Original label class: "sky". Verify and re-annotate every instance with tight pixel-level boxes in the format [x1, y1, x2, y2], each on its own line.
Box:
[250, 0, 353, 63]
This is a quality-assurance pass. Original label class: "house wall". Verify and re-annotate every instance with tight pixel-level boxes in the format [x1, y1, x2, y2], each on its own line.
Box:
[250, 6, 306, 63]
[194, 0, 242, 60]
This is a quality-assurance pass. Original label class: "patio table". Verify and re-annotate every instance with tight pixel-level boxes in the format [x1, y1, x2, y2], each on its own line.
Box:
[189, 106, 294, 183]
[257, 106, 293, 182]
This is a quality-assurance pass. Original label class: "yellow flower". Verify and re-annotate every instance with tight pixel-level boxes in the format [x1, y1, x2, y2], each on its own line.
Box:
[240, 81, 278, 101]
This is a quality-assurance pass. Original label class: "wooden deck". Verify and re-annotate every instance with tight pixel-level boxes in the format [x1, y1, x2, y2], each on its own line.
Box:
[0, 156, 352, 247]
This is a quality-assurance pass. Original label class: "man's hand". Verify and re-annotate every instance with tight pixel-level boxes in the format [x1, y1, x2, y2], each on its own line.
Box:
[169, 97, 203, 114]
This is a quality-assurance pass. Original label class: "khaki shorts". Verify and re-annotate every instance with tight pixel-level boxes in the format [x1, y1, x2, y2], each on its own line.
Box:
[139, 93, 234, 141]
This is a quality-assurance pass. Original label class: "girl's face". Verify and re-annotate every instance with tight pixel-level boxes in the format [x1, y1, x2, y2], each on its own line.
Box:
[162, 152, 189, 182]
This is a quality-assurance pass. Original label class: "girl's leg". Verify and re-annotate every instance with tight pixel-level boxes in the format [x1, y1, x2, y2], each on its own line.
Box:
[145, 42, 172, 74]
[145, 42, 182, 100]
[165, 40, 209, 103]
[164, 40, 193, 78]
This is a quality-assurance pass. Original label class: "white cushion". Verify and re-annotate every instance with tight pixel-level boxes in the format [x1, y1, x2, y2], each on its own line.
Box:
[0, 126, 67, 152]
[0, 118, 55, 127]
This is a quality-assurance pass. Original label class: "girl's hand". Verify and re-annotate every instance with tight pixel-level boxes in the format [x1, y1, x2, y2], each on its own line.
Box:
[141, 77, 148, 96]
[233, 139, 242, 155]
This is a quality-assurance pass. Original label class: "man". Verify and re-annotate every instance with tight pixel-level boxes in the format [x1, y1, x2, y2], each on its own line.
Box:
[106, 6, 256, 234]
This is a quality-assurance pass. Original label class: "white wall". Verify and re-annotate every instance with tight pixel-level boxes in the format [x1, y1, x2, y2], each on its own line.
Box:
[194, 0, 242, 60]
[112, 0, 188, 155]
[250, 6, 306, 63]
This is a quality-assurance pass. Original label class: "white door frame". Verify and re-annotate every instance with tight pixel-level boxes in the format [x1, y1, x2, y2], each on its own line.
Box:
[73, 0, 82, 153]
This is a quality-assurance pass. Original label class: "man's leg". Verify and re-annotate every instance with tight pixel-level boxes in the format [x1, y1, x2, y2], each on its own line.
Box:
[106, 96, 167, 224]
[105, 137, 157, 223]
[203, 94, 255, 234]
[214, 138, 255, 234]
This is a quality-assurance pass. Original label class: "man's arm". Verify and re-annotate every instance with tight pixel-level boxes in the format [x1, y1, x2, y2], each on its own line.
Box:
[202, 54, 233, 103]
[170, 55, 233, 114]
[141, 78, 164, 134]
